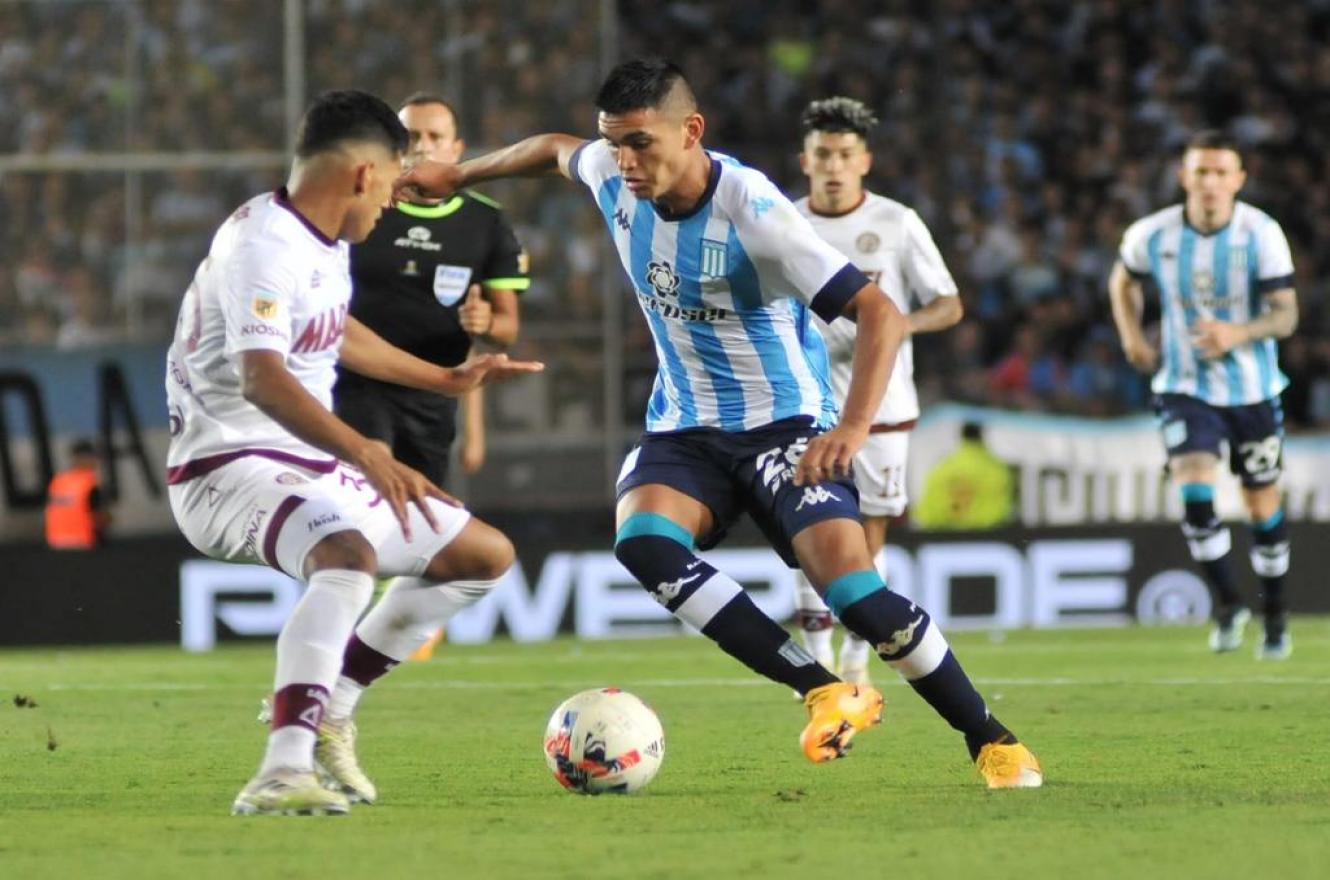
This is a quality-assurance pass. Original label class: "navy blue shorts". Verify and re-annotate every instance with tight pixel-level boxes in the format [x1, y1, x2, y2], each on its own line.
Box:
[1154, 393, 1284, 487]
[615, 417, 860, 567]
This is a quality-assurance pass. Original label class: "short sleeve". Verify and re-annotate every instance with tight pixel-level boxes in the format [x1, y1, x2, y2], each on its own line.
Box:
[221, 241, 300, 358]
[730, 172, 869, 322]
[1118, 219, 1154, 279]
[480, 211, 530, 292]
[569, 138, 615, 193]
[1254, 217, 1295, 293]
[900, 209, 958, 305]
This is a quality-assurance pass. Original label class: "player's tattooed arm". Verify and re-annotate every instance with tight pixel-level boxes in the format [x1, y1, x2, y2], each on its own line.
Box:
[340, 316, 543, 396]
[394, 135, 587, 201]
[795, 283, 906, 487]
[1108, 260, 1158, 372]
[1193, 287, 1298, 360]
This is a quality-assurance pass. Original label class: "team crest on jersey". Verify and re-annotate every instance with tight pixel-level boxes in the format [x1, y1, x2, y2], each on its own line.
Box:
[1191, 270, 1215, 294]
[856, 231, 881, 253]
[646, 259, 680, 299]
[701, 240, 727, 278]
[252, 295, 279, 319]
[1229, 248, 1249, 271]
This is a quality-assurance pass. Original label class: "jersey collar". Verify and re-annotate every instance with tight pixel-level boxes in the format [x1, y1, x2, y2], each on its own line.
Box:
[396, 196, 465, 218]
[274, 187, 337, 247]
[651, 157, 722, 222]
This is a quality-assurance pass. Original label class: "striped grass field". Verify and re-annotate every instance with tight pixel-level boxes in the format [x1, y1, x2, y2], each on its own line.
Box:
[2, 619, 1328, 879]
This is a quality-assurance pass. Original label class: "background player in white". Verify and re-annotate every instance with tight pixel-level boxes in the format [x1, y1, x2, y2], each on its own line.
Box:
[791, 97, 963, 685]
[166, 90, 541, 815]
[1109, 130, 1298, 659]
[398, 59, 1040, 787]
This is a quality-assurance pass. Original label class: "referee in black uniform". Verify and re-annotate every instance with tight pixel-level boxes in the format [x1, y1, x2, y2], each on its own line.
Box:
[336, 92, 528, 486]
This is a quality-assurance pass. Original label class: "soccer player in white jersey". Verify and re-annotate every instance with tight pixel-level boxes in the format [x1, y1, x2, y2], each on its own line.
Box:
[791, 97, 963, 685]
[1109, 130, 1299, 659]
[398, 60, 1040, 787]
[166, 90, 542, 815]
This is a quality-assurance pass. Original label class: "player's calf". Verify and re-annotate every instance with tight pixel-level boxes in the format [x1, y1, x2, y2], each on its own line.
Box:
[614, 513, 838, 695]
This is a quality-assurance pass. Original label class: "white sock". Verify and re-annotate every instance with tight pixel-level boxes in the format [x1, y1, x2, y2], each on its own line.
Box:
[354, 575, 500, 660]
[838, 632, 871, 670]
[799, 626, 833, 663]
[262, 726, 316, 774]
[326, 675, 365, 721]
[261, 569, 374, 776]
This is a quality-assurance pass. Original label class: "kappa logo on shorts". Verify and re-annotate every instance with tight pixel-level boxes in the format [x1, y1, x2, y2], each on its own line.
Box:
[274, 472, 306, 485]
[794, 484, 841, 511]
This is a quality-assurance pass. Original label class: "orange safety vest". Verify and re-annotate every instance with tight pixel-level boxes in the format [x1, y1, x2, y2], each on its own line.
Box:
[45, 468, 100, 550]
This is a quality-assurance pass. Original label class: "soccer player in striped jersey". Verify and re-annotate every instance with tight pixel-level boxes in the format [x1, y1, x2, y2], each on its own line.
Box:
[1109, 130, 1299, 659]
[790, 97, 963, 686]
[398, 59, 1040, 787]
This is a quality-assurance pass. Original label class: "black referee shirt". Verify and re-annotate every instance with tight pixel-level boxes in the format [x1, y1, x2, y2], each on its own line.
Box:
[342, 190, 528, 378]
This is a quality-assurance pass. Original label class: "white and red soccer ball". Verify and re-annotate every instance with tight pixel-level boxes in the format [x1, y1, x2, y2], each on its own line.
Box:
[542, 688, 665, 795]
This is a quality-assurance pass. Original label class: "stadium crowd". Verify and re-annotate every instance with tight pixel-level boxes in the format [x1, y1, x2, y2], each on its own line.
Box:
[1, 0, 1328, 427]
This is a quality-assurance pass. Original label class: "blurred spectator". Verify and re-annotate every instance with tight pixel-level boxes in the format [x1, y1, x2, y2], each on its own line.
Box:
[914, 421, 1015, 530]
[45, 438, 110, 550]
[2, 0, 1329, 431]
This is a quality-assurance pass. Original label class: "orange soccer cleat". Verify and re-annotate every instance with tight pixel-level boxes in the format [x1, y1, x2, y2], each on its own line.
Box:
[799, 682, 885, 763]
[975, 740, 1043, 789]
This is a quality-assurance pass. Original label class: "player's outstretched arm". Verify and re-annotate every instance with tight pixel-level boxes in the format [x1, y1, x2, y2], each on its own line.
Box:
[1107, 260, 1158, 372]
[394, 134, 587, 202]
[340, 316, 544, 396]
[239, 350, 459, 539]
[794, 283, 906, 486]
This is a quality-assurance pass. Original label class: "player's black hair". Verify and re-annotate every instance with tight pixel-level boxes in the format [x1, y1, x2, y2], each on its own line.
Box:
[961, 421, 985, 443]
[1184, 129, 1244, 164]
[800, 96, 879, 141]
[294, 89, 408, 159]
[595, 58, 695, 114]
[399, 91, 462, 136]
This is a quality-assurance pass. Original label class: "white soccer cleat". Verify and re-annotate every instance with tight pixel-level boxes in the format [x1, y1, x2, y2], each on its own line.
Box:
[231, 768, 350, 816]
[316, 717, 378, 804]
[1256, 629, 1292, 661]
[1208, 607, 1251, 653]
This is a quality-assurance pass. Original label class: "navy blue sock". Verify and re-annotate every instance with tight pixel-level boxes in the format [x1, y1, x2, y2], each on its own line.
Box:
[1250, 508, 1290, 621]
[615, 514, 837, 695]
[1181, 483, 1242, 612]
[826, 571, 1012, 758]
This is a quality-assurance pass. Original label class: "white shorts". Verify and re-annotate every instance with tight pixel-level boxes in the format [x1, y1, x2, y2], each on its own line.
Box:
[168, 457, 471, 579]
[853, 430, 909, 517]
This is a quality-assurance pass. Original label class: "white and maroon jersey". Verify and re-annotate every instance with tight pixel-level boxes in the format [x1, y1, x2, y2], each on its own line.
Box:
[165, 189, 352, 484]
[795, 191, 958, 425]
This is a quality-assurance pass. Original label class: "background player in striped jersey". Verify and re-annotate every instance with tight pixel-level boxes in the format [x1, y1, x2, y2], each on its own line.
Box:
[398, 59, 1040, 787]
[791, 97, 963, 685]
[1109, 130, 1299, 659]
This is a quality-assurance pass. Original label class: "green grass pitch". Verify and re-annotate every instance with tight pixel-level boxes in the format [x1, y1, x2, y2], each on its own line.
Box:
[2, 621, 1328, 879]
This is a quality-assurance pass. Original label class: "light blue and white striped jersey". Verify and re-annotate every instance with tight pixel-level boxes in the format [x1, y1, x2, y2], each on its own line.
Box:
[1119, 201, 1295, 406]
[570, 139, 869, 433]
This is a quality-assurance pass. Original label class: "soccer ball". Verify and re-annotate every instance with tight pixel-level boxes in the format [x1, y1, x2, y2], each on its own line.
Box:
[542, 687, 665, 795]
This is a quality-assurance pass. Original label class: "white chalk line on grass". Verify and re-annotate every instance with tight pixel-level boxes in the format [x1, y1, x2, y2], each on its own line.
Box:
[12, 675, 1330, 693]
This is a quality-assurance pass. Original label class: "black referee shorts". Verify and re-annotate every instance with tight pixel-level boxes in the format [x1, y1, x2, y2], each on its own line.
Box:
[335, 381, 458, 486]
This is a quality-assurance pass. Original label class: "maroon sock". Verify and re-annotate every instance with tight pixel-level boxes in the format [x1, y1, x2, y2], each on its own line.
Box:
[340, 634, 399, 687]
[271, 683, 329, 731]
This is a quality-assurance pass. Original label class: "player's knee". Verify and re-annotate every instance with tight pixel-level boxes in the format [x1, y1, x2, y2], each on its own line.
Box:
[614, 513, 695, 582]
[424, 521, 514, 582]
[305, 529, 377, 577]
